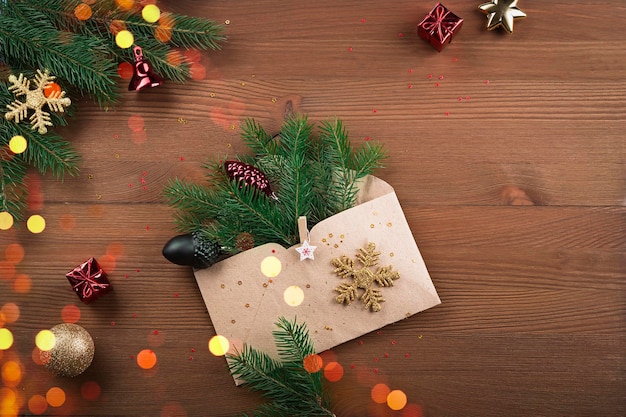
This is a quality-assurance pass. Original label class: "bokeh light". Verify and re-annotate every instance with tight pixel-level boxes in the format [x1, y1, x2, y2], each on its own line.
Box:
[137, 349, 157, 369]
[46, 387, 66, 407]
[26, 215, 46, 234]
[1, 361, 22, 387]
[115, 0, 134, 11]
[32, 347, 45, 365]
[115, 30, 134, 49]
[13, 274, 32, 293]
[74, 3, 92, 21]
[61, 304, 81, 324]
[303, 354, 323, 373]
[387, 390, 408, 411]
[323, 361, 344, 382]
[109, 19, 126, 36]
[0, 212, 14, 230]
[371, 383, 391, 404]
[0, 329, 14, 350]
[35, 330, 56, 351]
[142, 4, 160, 23]
[5, 243, 24, 264]
[0, 261, 16, 280]
[81, 381, 101, 401]
[260, 256, 281, 277]
[402, 403, 424, 417]
[8, 136, 27, 154]
[59, 213, 76, 231]
[208, 335, 229, 356]
[98, 254, 116, 273]
[43, 82, 61, 99]
[161, 401, 188, 417]
[190, 63, 206, 80]
[127, 114, 145, 132]
[283, 285, 304, 306]
[107, 242, 125, 258]
[117, 62, 134, 79]
[0, 387, 17, 408]
[1, 303, 19, 324]
[27, 394, 47, 415]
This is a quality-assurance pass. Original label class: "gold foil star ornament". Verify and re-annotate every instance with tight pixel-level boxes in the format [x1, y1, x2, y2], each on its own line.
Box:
[478, 0, 526, 33]
[332, 242, 400, 312]
[5, 69, 71, 134]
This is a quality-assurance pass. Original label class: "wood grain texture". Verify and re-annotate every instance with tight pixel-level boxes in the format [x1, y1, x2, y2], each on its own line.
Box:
[0, 1, 624, 416]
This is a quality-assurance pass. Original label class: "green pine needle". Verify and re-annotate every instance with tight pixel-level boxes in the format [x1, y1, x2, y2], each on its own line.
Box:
[0, 0, 226, 220]
[227, 317, 335, 417]
[164, 114, 386, 253]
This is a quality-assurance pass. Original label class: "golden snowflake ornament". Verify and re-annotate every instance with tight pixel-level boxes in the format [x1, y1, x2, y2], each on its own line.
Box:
[332, 242, 400, 312]
[5, 70, 71, 134]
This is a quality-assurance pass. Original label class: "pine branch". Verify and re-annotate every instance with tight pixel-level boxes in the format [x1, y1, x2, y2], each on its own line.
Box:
[227, 317, 335, 417]
[275, 115, 314, 222]
[0, 12, 118, 105]
[0, 153, 28, 218]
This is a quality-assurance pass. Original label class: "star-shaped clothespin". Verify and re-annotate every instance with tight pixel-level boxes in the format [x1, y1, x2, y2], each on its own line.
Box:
[295, 216, 317, 261]
[478, 0, 526, 33]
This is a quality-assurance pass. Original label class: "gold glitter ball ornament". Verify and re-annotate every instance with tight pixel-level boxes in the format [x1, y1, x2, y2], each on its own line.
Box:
[40, 323, 95, 377]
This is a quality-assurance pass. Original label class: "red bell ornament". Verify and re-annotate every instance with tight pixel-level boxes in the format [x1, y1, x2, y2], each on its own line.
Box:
[128, 46, 163, 91]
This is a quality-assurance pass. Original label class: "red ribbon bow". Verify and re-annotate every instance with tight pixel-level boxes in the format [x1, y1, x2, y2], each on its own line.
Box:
[71, 260, 109, 299]
[421, 5, 456, 41]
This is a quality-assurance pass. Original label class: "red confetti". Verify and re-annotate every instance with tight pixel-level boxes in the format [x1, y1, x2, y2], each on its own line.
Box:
[179, 157, 185, 161]
[136, 269, 140, 272]
[111, 321, 116, 326]
[445, 112, 449, 116]
[427, 74, 432, 79]
[128, 183, 133, 188]
[485, 80, 490, 84]
[348, 47, 353, 52]
[174, 293, 179, 298]
[358, 340, 364, 345]
[373, 368, 379, 373]
[132, 313, 137, 318]
[405, 353, 410, 358]
[398, 33, 404, 37]
[466, 96, 471, 100]
[350, 364, 355, 369]
[125, 275, 129, 279]
[408, 69, 413, 73]
[435, 83, 439, 87]
[439, 75, 444, 80]
[189, 356, 194, 360]
[384, 353, 389, 358]
[391, 340, 397, 345]
[153, 330, 159, 335]
[453, 57, 458, 62]
[113, 134, 119, 139]
[361, 18, 366, 23]
[191, 348, 195, 353]
[374, 357, 379, 362]
[372, 109, 377, 113]
[408, 84, 413, 89]
[365, 136, 371, 141]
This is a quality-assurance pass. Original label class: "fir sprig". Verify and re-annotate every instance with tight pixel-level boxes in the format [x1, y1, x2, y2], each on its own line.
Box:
[164, 114, 386, 252]
[227, 317, 335, 417]
[0, 0, 226, 220]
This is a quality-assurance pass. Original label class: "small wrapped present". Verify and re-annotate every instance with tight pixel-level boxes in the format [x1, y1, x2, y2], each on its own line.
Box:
[417, 3, 463, 52]
[66, 257, 112, 303]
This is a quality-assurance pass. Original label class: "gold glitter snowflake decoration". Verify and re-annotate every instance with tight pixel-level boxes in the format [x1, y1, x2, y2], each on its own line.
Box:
[332, 242, 400, 312]
[5, 69, 71, 134]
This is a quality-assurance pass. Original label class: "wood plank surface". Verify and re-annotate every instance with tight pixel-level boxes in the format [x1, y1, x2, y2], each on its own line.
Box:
[1, 1, 624, 416]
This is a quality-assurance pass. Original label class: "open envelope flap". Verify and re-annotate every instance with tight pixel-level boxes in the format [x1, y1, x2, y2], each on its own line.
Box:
[194, 175, 440, 382]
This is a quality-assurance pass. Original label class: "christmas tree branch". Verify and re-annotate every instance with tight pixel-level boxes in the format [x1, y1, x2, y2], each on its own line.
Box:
[227, 317, 335, 417]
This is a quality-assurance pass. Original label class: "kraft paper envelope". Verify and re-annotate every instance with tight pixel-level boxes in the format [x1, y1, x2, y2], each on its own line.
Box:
[194, 175, 440, 383]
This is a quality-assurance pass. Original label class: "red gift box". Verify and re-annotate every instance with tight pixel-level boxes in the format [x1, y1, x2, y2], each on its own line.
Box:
[417, 3, 463, 52]
[66, 258, 112, 303]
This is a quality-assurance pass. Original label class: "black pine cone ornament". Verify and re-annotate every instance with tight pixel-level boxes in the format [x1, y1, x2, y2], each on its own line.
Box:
[162, 231, 222, 269]
[224, 160, 278, 200]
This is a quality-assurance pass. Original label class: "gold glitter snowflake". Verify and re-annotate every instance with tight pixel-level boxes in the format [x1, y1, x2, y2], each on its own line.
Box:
[5, 69, 71, 134]
[332, 242, 400, 312]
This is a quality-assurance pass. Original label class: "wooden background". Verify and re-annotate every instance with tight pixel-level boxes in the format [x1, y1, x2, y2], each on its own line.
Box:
[1, 1, 624, 416]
